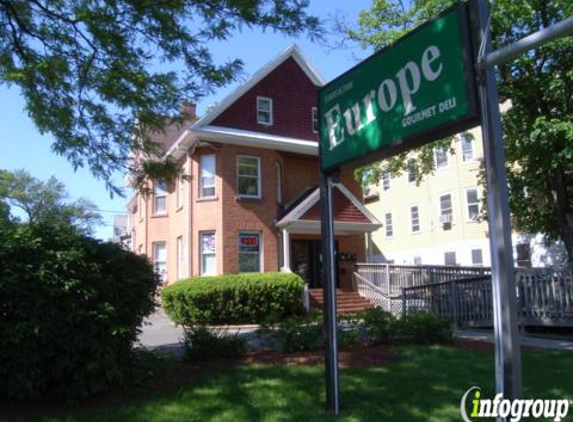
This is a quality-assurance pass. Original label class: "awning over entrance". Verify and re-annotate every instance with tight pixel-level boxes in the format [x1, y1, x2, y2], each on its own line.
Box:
[276, 183, 382, 235]
[276, 183, 382, 274]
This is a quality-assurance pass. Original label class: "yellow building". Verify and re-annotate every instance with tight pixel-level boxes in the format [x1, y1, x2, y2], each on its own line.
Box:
[364, 127, 566, 268]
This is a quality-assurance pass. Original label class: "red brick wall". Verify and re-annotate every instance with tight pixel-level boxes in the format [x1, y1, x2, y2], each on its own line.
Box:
[211, 57, 319, 141]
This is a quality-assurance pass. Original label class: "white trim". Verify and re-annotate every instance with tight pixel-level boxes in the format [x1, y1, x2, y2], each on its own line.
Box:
[192, 125, 318, 156]
[199, 153, 217, 199]
[281, 219, 381, 235]
[334, 183, 380, 224]
[256, 96, 273, 126]
[465, 187, 480, 222]
[238, 231, 263, 273]
[200, 231, 217, 276]
[276, 184, 382, 229]
[435, 146, 450, 170]
[438, 191, 454, 224]
[193, 44, 324, 128]
[236, 155, 262, 199]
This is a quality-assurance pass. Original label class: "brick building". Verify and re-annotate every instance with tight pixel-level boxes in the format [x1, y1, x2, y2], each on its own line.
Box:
[127, 46, 381, 289]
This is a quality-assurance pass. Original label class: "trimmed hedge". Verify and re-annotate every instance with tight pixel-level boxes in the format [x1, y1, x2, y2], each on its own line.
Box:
[0, 223, 158, 401]
[162, 272, 306, 325]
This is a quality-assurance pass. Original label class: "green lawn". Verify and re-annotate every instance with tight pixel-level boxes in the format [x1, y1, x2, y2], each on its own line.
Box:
[2, 346, 572, 422]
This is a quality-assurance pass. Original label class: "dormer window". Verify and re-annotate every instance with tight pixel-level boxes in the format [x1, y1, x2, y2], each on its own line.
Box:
[257, 96, 273, 125]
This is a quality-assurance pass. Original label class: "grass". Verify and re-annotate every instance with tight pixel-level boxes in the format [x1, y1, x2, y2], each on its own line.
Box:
[1, 346, 572, 422]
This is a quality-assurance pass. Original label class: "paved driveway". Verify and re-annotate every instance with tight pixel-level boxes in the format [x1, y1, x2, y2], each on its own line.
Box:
[137, 310, 185, 355]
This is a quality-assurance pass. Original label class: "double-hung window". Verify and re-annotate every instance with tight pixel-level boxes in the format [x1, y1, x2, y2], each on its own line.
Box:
[153, 180, 167, 214]
[466, 188, 480, 221]
[257, 97, 273, 125]
[410, 206, 420, 233]
[407, 159, 416, 183]
[461, 133, 474, 162]
[200, 232, 216, 275]
[471, 249, 483, 266]
[385, 212, 393, 238]
[439, 193, 453, 223]
[435, 146, 449, 169]
[382, 170, 390, 191]
[238, 232, 262, 273]
[199, 154, 216, 198]
[153, 242, 167, 283]
[237, 156, 261, 198]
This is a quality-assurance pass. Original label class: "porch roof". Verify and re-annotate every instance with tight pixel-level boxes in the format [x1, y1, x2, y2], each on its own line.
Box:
[276, 184, 382, 235]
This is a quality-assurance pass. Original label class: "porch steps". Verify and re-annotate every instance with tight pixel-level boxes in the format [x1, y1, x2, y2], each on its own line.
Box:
[308, 289, 372, 314]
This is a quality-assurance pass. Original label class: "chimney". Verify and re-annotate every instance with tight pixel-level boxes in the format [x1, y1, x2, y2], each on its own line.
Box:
[181, 100, 197, 122]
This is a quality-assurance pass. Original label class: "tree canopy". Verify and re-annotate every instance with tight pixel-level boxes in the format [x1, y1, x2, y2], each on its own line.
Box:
[345, 0, 573, 262]
[0, 169, 102, 234]
[0, 0, 320, 194]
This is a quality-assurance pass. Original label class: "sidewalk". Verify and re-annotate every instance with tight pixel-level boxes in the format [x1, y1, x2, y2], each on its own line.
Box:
[456, 329, 573, 351]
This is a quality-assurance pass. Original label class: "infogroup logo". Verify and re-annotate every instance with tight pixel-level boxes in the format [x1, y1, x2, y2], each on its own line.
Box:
[461, 386, 570, 422]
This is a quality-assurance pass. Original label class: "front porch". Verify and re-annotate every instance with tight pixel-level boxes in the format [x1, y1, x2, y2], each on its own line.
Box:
[275, 183, 382, 291]
[308, 288, 373, 314]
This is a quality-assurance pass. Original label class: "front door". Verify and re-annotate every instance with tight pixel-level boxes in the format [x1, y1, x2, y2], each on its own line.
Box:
[291, 240, 338, 288]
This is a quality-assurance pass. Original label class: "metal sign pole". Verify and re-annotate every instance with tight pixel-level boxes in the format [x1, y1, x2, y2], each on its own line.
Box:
[473, 0, 522, 410]
[319, 170, 340, 415]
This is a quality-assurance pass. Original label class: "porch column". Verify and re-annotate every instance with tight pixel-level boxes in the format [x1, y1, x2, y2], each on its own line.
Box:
[366, 232, 373, 263]
[281, 228, 291, 272]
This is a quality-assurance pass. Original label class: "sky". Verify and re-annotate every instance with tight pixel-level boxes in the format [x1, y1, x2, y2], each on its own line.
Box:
[0, 0, 374, 240]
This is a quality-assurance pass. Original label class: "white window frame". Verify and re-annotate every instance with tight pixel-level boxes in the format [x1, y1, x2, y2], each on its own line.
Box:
[311, 107, 319, 133]
[256, 96, 273, 125]
[435, 146, 449, 169]
[153, 180, 167, 215]
[199, 154, 216, 198]
[238, 231, 263, 273]
[407, 159, 416, 183]
[460, 133, 475, 162]
[382, 170, 390, 191]
[439, 192, 454, 222]
[152, 242, 167, 284]
[200, 231, 216, 276]
[275, 162, 282, 204]
[466, 188, 480, 222]
[410, 205, 420, 233]
[237, 155, 262, 199]
[176, 236, 185, 280]
[384, 212, 393, 238]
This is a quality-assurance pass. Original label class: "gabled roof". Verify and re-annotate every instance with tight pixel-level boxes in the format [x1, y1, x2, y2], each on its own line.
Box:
[193, 44, 325, 129]
[163, 45, 324, 160]
[276, 184, 382, 234]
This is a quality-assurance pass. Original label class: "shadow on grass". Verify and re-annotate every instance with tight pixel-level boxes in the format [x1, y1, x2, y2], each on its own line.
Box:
[2, 346, 572, 422]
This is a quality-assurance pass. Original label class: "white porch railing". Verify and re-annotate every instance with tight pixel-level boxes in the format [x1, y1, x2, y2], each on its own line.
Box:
[352, 272, 402, 317]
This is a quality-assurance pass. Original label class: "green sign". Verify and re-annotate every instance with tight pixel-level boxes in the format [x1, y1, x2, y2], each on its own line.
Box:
[319, 3, 479, 171]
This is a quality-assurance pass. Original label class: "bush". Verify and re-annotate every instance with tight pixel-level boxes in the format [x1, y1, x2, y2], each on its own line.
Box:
[162, 272, 305, 326]
[183, 326, 246, 360]
[360, 307, 397, 342]
[0, 223, 157, 401]
[274, 312, 324, 353]
[399, 311, 454, 344]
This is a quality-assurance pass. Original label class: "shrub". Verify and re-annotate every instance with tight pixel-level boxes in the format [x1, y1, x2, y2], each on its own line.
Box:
[399, 311, 454, 344]
[183, 326, 246, 361]
[162, 272, 305, 326]
[274, 312, 324, 353]
[360, 307, 398, 342]
[0, 223, 157, 401]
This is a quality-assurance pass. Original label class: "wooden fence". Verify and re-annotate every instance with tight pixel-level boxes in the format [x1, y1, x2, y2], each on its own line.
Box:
[356, 264, 573, 327]
[400, 267, 573, 327]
